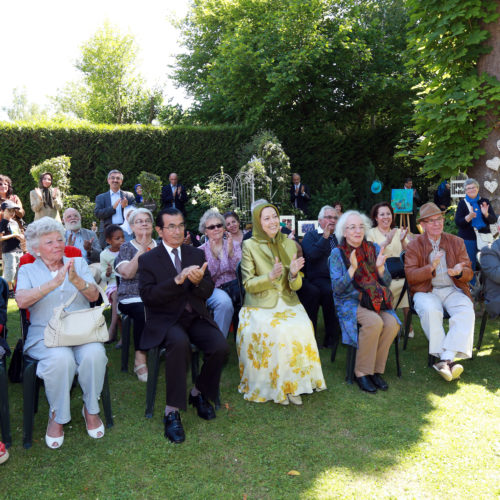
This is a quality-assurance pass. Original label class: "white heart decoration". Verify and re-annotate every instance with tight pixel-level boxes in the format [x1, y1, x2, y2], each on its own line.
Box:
[484, 180, 498, 193]
[486, 156, 500, 171]
[497, 140, 500, 151]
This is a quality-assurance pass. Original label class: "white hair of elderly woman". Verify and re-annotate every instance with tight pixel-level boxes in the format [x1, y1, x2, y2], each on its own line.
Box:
[128, 207, 153, 226]
[25, 216, 66, 255]
[335, 210, 372, 243]
[199, 208, 225, 234]
[463, 178, 480, 189]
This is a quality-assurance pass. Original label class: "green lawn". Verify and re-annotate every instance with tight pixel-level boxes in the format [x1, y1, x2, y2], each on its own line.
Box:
[2, 300, 499, 499]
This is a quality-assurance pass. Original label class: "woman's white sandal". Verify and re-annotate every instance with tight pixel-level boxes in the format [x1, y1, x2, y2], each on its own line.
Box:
[134, 363, 148, 382]
[82, 407, 105, 439]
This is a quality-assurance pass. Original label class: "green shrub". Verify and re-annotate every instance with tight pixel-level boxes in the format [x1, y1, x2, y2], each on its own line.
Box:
[308, 179, 355, 219]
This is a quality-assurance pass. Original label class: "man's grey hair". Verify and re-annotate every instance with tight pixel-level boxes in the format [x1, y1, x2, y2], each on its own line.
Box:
[335, 210, 372, 243]
[251, 199, 268, 213]
[464, 178, 479, 190]
[128, 207, 153, 226]
[25, 216, 66, 255]
[62, 207, 81, 221]
[107, 169, 123, 180]
[199, 209, 225, 234]
[318, 205, 335, 220]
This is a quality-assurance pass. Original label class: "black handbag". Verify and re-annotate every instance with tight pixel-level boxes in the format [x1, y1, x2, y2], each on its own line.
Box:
[386, 257, 405, 280]
[219, 279, 241, 307]
[8, 338, 23, 383]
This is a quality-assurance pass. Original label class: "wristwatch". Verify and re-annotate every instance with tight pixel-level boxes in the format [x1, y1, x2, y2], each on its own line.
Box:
[78, 281, 90, 292]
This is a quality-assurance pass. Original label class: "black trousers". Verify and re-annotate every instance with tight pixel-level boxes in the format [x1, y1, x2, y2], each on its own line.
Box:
[298, 278, 341, 347]
[161, 311, 229, 410]
[118, 301, 145, 352]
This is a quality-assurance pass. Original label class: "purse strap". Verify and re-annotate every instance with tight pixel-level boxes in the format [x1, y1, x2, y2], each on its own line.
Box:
[61, 283, 109, 311]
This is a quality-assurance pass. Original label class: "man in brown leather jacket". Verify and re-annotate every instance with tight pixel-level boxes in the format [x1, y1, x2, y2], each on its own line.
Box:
[405, 202, 475, 382]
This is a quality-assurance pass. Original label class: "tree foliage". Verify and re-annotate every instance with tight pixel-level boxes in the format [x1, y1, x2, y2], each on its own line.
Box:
[2, 87, 47, 121]
[405, 0, 500, 178]
[52, 22, 165, 125]
[174, 0, 415, 133]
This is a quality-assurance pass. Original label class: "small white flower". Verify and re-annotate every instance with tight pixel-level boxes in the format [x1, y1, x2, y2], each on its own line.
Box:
[191, 199, 198, 205]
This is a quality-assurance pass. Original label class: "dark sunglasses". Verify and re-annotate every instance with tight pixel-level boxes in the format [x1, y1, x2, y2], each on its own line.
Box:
[206, 223, 224, 230]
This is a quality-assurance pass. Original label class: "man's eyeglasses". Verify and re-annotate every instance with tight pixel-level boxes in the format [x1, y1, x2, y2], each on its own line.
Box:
[206, 223, 224, 230]
[162, 223, 186, 232]
[134, 219, 152, 225]
[324, 216, 339, 221]
[424, 217, 444, 225]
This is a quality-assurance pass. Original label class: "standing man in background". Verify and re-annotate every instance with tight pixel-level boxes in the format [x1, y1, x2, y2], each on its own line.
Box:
[162, 173, 188, 216]
[94, 170, 135, 248]
[290, 173, 311, 216]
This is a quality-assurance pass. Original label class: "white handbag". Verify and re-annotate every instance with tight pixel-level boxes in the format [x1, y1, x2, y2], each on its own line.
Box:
[464, 199, 494, 250]
[44, 285, 110, 347]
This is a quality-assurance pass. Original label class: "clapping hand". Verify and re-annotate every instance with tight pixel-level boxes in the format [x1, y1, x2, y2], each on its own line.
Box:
[175, 264, 199, 285]
[53, 261, 70, 288]
[183, 232, 192, 246]
[466, 210, 477, 222]
[269, 256, 283, 280]
[106, 262, 112, 278]
[399, 227, 409, 242]
[383, 228, 397, 247]
[349, 249, 358, 271]
[448, 262, 466, 277]
[431, 250, 444, 271]
[187, 262, 208, 285]
[289, 253, 304, 278]
[375, 246, 387, 275]
[480, 201, 489, 217]
[226, 231, 234, 256]
[120, 197, 128, 209]
[83, 237, 94, 252]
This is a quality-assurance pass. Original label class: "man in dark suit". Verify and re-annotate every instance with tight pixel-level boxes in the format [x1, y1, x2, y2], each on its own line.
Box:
[161, 172, 188, 216]
[289, 173, 311, 215]
[94, 170, 135, 247]
[301, 205, 341, 353]
[139, 208, 229, 443]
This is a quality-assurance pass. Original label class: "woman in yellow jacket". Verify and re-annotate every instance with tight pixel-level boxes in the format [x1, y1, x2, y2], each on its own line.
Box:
[237, 203, 326, 405]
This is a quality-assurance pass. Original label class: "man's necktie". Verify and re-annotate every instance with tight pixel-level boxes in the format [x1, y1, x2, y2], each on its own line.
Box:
[172, 247, 182, 273]
[172, 247, 192, 311]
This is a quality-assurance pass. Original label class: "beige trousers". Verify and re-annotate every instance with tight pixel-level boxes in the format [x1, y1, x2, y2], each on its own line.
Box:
[355, 306, 399, 377]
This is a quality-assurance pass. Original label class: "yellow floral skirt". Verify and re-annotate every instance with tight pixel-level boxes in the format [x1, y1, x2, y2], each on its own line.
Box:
[236, 299, 326, 403]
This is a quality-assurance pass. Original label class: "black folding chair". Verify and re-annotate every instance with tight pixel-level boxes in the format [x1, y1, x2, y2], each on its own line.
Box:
[20, 309, 114, 449]
[0, 278, 11, 448]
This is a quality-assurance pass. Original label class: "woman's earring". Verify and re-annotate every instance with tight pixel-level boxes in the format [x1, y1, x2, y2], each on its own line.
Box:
[36, 252, 41, 257]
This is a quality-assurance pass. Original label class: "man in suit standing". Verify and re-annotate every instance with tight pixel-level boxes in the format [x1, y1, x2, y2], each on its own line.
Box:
[139, 208, 229, 443]
[94, 170, 135, 248]
[161, 172, 188, 216]
[301, 205, 341, 352]
[289, 173, 311, 216]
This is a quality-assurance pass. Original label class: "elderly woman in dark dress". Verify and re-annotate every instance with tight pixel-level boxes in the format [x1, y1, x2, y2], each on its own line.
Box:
[16, 217, 107, 449]
[115, 208, 157, 382]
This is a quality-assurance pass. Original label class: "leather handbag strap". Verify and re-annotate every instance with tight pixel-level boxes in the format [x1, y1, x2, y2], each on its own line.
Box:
[61, 284, 109, 311]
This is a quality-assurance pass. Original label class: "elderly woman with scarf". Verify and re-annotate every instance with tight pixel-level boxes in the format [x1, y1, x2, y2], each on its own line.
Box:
[455, 178, 497, 279]
[329, 210, 400, 394]
[30, 172, 63, 221]
[236, 203, 325, 406]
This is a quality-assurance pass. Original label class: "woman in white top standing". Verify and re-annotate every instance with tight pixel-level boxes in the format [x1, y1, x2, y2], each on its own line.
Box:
[367, 202, 412, 336]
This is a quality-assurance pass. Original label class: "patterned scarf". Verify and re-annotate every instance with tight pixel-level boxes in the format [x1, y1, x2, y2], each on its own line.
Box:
[339, 239, 393, 313]
[465, 193, 486, 230]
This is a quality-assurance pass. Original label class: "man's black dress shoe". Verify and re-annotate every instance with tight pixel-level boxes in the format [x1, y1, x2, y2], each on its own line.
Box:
[189, 393, 216, 420]
[164, 411, 185, 443]
[370, 373, 388, 391]
[356, 375, 377, 393]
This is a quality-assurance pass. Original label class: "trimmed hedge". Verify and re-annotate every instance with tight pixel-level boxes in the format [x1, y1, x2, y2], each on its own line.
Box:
[0, 121, 416, 226]
[0, 122, 253, 223]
